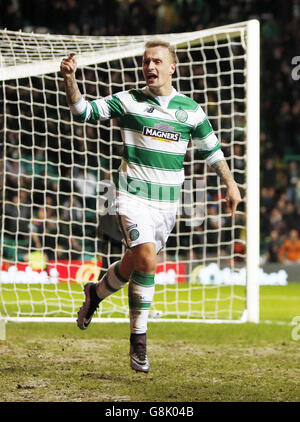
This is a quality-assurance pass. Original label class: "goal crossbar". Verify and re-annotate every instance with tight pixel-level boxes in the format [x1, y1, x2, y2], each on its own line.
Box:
[1, 21, 250, 81]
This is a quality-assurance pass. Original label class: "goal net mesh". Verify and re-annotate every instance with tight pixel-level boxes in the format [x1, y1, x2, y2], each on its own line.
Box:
[0, 24, 250, 322]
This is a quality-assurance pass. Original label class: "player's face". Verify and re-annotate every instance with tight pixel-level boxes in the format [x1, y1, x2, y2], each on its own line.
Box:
[142, 46, 175, 95]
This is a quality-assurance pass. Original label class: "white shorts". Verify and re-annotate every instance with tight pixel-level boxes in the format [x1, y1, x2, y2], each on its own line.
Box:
[115, 193, 177, 254]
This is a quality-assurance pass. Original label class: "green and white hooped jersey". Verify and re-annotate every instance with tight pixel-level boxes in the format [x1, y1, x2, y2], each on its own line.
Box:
[69, 87, 224, 209]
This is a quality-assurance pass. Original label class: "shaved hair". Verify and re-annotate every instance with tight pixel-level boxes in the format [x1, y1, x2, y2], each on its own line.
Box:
[144, 40, 176, 63]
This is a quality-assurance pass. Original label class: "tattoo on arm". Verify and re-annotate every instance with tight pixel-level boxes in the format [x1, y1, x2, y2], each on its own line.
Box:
[64, 75, 82, 105]
[211, 160, 234, 185]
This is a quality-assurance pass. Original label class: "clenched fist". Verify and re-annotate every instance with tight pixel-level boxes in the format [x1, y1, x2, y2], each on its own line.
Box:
[60, 53, 77, 78]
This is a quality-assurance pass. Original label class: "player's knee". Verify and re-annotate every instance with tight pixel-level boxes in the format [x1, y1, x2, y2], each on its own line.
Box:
[132, 244, 157, 274]
[135, 256, 156, 273]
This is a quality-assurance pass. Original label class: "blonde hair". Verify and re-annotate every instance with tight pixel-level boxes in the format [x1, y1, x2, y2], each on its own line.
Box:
[144, 39, 176, 63]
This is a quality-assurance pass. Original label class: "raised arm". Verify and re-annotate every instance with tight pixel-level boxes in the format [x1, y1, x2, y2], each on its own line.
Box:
[60, 54, 125, 122]
[211, 160, 242, 217]
[60, 53, 82, 105]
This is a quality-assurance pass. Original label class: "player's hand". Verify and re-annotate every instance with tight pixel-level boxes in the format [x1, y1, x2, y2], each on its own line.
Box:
[60, 53, 77, 78]
[225, 182, 242, 218]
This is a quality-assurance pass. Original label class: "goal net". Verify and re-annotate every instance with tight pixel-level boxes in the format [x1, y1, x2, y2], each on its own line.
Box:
[0, 20, 260, 323]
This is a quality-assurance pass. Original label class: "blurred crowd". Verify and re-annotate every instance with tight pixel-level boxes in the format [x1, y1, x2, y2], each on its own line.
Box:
[1, 0, 300, 265]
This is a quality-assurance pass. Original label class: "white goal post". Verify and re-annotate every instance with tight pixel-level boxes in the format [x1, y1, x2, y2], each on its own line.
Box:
[0, 20, 260, 325]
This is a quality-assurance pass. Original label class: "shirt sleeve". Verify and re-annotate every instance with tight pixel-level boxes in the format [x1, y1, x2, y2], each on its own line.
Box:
[191, 108, 225, 166]
[69, 93, 125, 121]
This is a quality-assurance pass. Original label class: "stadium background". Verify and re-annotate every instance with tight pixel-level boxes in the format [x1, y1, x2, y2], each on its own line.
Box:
[0, 0, 300, 270]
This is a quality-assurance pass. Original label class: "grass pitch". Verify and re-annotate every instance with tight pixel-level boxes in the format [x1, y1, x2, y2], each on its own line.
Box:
[0, 283, 299, 402]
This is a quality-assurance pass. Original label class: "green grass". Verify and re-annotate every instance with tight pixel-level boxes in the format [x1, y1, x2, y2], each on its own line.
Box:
[1, 283, 247, 320]
[0, 283, 299, 402]
[260, 283, 300, 322]
[1, 282, 299, 322]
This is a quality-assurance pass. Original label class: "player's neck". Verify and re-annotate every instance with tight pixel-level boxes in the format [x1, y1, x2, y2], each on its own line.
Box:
[148, 84, 174, 97]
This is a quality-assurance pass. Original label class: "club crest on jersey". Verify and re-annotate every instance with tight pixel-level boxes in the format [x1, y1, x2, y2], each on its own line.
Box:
[143, 123, 181, 142]
[175, 108, 188, 123]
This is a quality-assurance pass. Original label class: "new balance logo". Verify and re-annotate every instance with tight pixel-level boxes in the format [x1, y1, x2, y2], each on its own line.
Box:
[145, 106, 155, 113]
